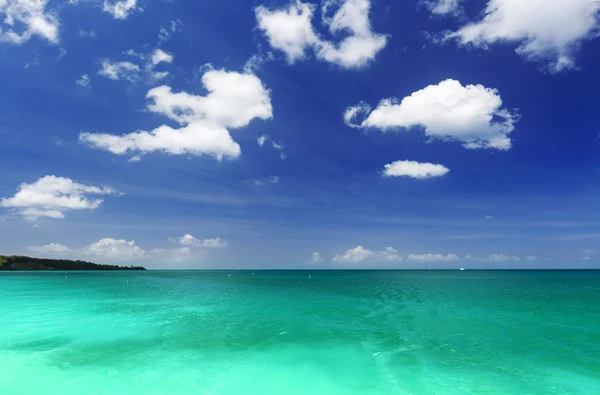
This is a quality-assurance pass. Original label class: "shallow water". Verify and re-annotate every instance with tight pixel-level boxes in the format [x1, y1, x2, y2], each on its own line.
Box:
[1, 270, 599, 394]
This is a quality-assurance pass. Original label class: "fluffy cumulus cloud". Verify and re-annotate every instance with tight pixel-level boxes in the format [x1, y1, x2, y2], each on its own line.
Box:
[151, 49, 173, 66]
[383, 160, 449, 179]
[331, 245, 457, 263]
[333, 245, 373, 263]
[103, 0, 138, 20]
[443, 0, 600, 73]
[255, 0, 387, 68]
[29, 243, 72, 256]
[145, 71, 271, 128]
[98, 60, 140, 82]
[80, 68, 273, 161]
[82, 238, 146, 261]
[80, 123, 242, 160]
[344, 79, 518, 150]
[423, 0, 460, 16]
[256, 1, 318, 63]
[0, 0, 59, 44]
[378, 247, 402, 261]
[407, 253, 459, 262]
[334, 246, 447, 263]
[0, 175, 118, 220]
[310, 252, 323, 263]
[28, 236, 219, 264]
[179, 234, 227, 248]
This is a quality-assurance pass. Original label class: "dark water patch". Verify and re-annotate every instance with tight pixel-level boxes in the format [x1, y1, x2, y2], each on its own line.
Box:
[4, 337, 73, 353]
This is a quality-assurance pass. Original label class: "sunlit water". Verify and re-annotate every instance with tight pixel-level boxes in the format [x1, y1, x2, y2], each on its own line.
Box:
[1, 270, 599, 394]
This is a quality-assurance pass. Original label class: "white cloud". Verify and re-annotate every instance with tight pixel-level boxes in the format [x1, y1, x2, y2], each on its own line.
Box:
[158, 19, 182, 45]
[29, 243, 72, 256]
[345, 79, 518, 150]
[146, 49, 174, 81]
[80, 123, 241, 160]
[0, 0, 59, 44]
[383, 160, 449, 179]
[80, 69, 272, 161]
[310, 252, 323, 263]
[24, 58, 39, 68]
[524, 256, 537, 261]
[257, 134, 269, 147]
[158, 26, 169, 44]
[123, 48, 143, 58]
[444, 0, 600, 73]
[110, 48, 175, 83]
[317, 0, 388, 67]
[145, 70, 272, 128]
[256, 1, 319, 63]
[27, 236, 218, 264]
[0, 175, 118, 221]
[76, 74, 91, 89]
[378, 246, 402, 261]
[103, 0, 138, 20]
[333, 245, 373, 263]
[57, 48, 66, 61]
[98, 60, 140, 82]
[179, 234, 227, 248]
[422, 0, 461, 16]
[271, 140, 286, 159]
[407, 253, 459, 262]
[244, 51, 274, 73]
[488, 253, 520, 262]
[169, 19, 182, 32]
[79, 29, 97, 39]
[343, 101, 369, 127]
[255, 0, 387, 68]
[250, 175, 280, 186]
[179, 234, 196, 245]
[333, 246, 410, 263]
[82, 238, 146, 261]
[151, 49, 173, 66]
[257, 135, 286, 158]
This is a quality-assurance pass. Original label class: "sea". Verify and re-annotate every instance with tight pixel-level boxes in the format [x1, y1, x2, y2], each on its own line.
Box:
[1, 270, 599, 394]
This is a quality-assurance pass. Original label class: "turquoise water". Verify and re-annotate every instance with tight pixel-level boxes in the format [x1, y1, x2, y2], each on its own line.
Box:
[1, 271, 599, 394]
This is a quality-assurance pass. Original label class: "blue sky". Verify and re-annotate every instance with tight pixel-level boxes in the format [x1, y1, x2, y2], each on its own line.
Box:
[1, 0, 600, 269]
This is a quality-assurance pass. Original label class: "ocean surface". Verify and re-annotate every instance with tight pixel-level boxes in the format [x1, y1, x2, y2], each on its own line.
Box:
[1, 270, 599, 394]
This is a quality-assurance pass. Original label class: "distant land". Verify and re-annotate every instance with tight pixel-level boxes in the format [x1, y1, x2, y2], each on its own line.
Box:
[0, 255, 145, 271]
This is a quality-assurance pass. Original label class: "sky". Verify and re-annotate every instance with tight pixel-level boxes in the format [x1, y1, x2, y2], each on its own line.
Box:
[1, 0, 600, 269]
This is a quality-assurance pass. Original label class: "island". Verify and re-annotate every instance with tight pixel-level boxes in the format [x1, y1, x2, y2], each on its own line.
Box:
[0, 255, 146, 271]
